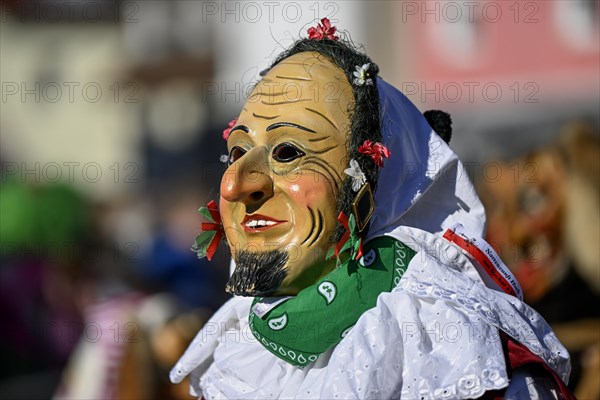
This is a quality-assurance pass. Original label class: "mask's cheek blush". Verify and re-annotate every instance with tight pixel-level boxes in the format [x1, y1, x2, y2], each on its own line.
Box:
[283, 174, 336, 207]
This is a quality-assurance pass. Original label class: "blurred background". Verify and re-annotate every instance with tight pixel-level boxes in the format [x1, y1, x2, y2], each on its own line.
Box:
[0, 0, 598, 399]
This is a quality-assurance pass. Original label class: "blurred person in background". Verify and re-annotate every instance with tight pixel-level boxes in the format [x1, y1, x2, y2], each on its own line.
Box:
[0, 179, 89, 399]
[478, 121, 600, 399]
[0, 172, 227, 399]
[1, 0, 230, 396]
[140, 184, 231, 311]
[54, 189, 228, 400]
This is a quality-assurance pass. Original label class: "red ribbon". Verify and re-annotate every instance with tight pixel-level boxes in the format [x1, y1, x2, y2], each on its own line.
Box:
[443, 228, 517, 298]
[334, 212, 363, 261]
[334, 212, 350, 257]
[205, 200, 221, 223]
[356, 242, 363, 260]
[201, 200, 223, 261]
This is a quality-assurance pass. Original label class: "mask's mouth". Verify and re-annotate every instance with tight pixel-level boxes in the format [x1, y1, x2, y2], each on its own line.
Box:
[242, 214, 286, 233]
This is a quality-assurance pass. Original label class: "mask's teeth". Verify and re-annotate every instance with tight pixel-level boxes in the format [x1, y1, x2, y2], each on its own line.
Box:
[246, 219, 278, 228]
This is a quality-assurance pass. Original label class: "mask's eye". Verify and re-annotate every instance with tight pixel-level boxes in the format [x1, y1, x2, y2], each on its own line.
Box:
[228, 146, 247, 165]
[272, 143, 305, 163]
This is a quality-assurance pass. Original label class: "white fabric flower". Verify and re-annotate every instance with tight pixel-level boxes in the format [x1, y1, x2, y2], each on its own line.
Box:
[344, 159, 367, 192]
[353, 63, 373, 86]
[220, 154, 229, 163]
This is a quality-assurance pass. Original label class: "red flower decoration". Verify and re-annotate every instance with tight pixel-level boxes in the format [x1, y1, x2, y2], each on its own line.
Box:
[222, 118, 238, 141]
[307, 18, 339, 41]
[358, 140, 391, 168]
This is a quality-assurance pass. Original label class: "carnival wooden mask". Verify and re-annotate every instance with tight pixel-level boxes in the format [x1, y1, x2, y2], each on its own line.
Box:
[220, 52, 354, 296]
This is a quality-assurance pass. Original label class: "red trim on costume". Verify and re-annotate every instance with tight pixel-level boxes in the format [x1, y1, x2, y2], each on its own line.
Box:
[502, 333, 575, 400]
[443, 229, 518, 298]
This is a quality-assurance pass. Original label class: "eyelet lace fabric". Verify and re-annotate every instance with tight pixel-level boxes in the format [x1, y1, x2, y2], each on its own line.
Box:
[392, 226, 570, 384]
[170, 227, 570, 399]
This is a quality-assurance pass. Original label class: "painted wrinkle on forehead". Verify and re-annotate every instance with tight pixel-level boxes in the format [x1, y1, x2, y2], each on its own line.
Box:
[244, 52, 354, 139]
[239, 52, 354, 197]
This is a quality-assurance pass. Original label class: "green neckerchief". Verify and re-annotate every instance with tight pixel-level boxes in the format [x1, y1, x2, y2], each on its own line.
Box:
[249, 236, 415, 367]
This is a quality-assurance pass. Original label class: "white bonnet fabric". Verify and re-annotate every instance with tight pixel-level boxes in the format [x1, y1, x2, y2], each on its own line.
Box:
[368, 78, 486, 240]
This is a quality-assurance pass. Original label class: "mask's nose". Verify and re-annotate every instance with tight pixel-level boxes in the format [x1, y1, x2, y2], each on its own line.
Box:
[220, 146, 274, 212]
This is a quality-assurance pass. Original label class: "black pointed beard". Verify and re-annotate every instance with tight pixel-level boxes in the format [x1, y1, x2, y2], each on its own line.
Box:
[225, 250, 289, 296]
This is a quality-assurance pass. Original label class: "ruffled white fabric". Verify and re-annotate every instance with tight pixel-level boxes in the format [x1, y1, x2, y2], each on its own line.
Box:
[171, 227, 569, 399]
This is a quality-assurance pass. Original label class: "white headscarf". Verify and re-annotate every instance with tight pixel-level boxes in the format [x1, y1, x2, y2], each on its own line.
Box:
[368, 78, 486, 241]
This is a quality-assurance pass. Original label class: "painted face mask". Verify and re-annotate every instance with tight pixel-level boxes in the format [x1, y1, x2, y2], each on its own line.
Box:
[220, 52, 354, 296]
